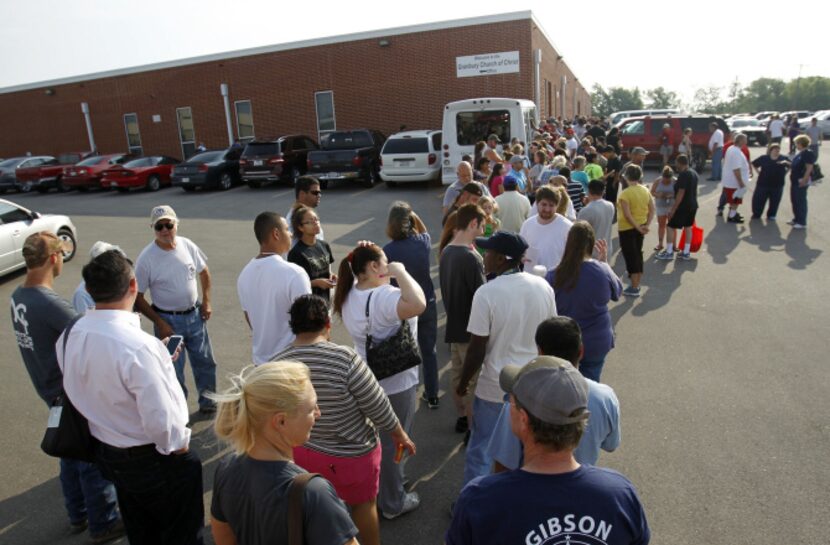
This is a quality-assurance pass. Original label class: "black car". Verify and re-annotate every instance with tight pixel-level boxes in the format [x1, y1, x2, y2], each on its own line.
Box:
[306, 129, 386, 188]
[239, 135, 318, 188]
[171, 148, 242, 191]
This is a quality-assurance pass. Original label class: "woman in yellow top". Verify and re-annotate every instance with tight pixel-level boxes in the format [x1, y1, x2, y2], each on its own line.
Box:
[617, 164, 655, 297]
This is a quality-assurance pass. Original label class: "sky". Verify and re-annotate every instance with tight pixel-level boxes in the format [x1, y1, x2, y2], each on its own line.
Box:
[2, 0, 829, 104]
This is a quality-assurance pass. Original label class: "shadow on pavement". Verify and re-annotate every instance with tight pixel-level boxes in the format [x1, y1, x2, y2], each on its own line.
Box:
[745, 218, 786, 253]
[784, 230, 822, 270]
[705, 216, 745, 264]
[631, 252, 699, 317]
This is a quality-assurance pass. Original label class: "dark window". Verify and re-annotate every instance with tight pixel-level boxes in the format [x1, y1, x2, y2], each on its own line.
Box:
[650, 119, 671, 135]
[305, 138, 318, 150]
[77, 156, 105, 166]
[190, 151, 224, 163]
[315, 91, 336, 139]
[0, 203, 31, 224]
[321, 131, 373, 150]
[455, 110, 511, 146]
[621, 120, 645, 135]
[382, 137, 429, 154]
[234, 100, 255, 142]
[124, 157, 155, 168]
[681, 118, 720, 134]
[242, 142, 280, 157]
[431, 132, 442, 150]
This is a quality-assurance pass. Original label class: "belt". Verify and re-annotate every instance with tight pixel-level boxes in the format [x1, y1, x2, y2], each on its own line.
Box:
[152, 304, 197, 315]
[100, 443, 158, 457]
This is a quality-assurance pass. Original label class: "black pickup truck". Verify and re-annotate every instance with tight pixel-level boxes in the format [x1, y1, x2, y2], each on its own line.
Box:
[306, 129, 386, 188]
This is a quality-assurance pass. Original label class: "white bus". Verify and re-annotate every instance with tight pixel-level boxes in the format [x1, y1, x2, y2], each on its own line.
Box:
[441, 98, 537, 185]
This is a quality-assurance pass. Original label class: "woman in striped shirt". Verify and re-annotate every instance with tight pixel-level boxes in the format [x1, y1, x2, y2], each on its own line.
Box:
[275, 294, 415, 545]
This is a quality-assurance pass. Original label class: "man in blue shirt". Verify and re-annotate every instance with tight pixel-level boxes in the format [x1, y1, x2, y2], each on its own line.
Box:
[487, 316, 620, 470]
[447, 350, 648, 545]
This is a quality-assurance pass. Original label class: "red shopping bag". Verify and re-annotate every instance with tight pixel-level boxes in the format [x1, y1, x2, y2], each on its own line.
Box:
[678, 222, 704, 253]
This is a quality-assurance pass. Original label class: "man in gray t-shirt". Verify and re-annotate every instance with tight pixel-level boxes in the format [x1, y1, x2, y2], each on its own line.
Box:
[578, 180, 616, 258]
[10, 232, 122, 541]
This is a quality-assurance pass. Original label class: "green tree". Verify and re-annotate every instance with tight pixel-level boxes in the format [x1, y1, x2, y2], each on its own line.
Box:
[646, 87, 680, 109]
[740, 78, 787, 111]
[590, 84, 612, 118]
[693, 86, 724, 114]
[607, 87, 644, 113]
[785, 76, 830, 111]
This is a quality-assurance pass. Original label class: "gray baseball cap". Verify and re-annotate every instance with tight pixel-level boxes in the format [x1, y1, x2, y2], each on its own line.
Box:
[631, 146, 648, 155]
[499, 356, 590, 425]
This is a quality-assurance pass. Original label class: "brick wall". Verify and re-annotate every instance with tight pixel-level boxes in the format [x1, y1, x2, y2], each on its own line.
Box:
[0, 18, 589, 159]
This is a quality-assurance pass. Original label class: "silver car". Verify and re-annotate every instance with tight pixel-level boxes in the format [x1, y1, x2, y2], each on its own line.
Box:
[0, 199, 77, 276]
[0, 157, 43, 193]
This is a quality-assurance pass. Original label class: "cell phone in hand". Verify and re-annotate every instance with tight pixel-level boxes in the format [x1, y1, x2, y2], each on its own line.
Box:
[167, 335, 184, 356]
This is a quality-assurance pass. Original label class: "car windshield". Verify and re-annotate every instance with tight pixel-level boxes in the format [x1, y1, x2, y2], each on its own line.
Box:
[57, 153, 82, 164]
[621, 120, 645, 135]
[189, 151, 224, 163]
[77, 156, 106, 166]
[731, 119, 758, 128]
[123, 157, 156, 168]
[242, 143, 280, 156]
[321, 132, 373, 150]
[383, 138, 429, 154]
[0, 159, 21, 168]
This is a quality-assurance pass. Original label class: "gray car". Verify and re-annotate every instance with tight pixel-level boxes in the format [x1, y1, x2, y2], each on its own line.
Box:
[0, 157, 40, 193]
[0, 199, 77, 276]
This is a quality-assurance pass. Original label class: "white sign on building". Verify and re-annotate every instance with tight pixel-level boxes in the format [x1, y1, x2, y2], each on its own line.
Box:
[456, 51, 521, 78]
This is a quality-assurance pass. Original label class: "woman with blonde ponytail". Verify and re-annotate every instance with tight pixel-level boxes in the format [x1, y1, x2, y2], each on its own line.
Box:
[209, 362, 359, 545]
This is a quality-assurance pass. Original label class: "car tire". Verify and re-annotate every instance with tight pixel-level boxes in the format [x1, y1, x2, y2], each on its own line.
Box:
[116, 187, 129, 193]
[218, 173, 232, 191]
[57, 228, 76, 262]
[20, 181, 33, 193]
[182, 186, 196, 192]
[56, 177, 68, 192]
[35, 186, 49, 193]
[146, 175, 161, 192]
[77, 186, 89, 192]
[361, 166, 378, 188]
[248, 181, 261, 189]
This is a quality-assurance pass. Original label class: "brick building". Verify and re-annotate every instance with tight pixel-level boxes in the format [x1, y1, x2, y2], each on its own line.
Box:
[0, 11, 590, 159]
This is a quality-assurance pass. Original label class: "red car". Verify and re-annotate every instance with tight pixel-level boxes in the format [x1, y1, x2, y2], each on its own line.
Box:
[63, 153, 135, 191]
[102, 156, 181, 192]
[15, 153, 92, 193]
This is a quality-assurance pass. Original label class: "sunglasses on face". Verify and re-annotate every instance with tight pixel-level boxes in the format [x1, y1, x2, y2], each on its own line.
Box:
[154, 222, 175, 231]
[309, 190, 322, 196]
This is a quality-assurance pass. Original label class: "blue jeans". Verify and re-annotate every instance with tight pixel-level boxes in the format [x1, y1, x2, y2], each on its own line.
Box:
[59, 458, 119, 534]
[154, 307, 216, 409]
[790, 181, 809, 225]
[752, 185, 784, 218]
[579, 357, 606, 383]
[418, 299, 439, 398]
[710, 148, 722, 180]
[462, 396, 504, 485]
[96, 444, 204, 545]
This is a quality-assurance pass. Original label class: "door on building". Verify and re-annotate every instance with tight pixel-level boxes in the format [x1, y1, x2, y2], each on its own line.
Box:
[176, 107, 197, 160]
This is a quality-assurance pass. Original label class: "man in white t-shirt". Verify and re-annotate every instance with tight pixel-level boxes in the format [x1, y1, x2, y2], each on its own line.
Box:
[135, 205, 217, 413]
[721, 133, 750, 224]
[707, 122, 725, 181]
[238, 212, 311, 364]
[456, 231, 557, 485]
[565, 128, 579, 159]
[519, 186, 574, 272]
[767, 114, 785, 144]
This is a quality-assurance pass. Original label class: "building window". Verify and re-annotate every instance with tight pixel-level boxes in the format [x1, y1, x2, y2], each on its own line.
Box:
[176, 107, 196, 159]
[315, 91, 336, 141]
[234, 100, 255, 142]
[123, 113, 143, 155]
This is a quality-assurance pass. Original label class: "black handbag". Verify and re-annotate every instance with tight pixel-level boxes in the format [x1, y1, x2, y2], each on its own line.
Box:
[811, 163, 823, 183]
[364, 291, 422, 380]
[41, 317, 98, 462]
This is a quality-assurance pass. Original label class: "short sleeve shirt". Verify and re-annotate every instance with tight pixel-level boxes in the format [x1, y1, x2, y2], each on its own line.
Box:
[287, 240, 334, 300]
[439, 245, 486, 343]
[617, 184, 652, 232]
[135, 237, 207, 310]
[674, 169, 699, 210]
[212, 457, 358, 545]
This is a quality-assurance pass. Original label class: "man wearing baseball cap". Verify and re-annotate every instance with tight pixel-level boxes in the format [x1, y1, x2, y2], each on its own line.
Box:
[135, 205, 218, 414]
[72, 241, 127, 313]
[483, 133, 504, 169]
[622, 146, 649, 190]
[456, 232, 556, 485]
[447, 355, 650, 545]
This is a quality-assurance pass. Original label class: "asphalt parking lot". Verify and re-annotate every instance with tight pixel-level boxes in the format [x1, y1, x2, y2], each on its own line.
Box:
[1, 149, 828, 545]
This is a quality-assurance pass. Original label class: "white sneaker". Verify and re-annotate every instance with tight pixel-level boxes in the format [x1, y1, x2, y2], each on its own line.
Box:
[792, 223, 807, 230]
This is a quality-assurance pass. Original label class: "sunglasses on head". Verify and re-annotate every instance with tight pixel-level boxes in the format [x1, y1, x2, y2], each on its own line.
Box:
[154, 222, 175, 231]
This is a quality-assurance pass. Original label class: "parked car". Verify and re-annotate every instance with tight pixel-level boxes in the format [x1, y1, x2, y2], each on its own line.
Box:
[755, 111, 779, 124]
[306, 129, 386, 188]
[171, 148, 242, 191]
[0, 157, 37, 193]
[781, 110, 812, 124]
[239, 135, 318, 188]
[380, 130, 442, 186]
[14, 155, 81, 193]
[726, 118, 768, 146]
[0, 198, 77, 276]
[57, 151, 98, 165]
[618, 114, 730, 171]
[798, 110, 830, 138]
[101, 156, 181, 192]
[62, 154, 135, 191]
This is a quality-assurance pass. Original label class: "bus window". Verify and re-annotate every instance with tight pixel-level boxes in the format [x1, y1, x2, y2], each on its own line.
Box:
[455, 110, 511, 146]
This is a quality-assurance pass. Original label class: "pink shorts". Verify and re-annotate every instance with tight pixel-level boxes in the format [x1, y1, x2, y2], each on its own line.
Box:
[293, 443, 381, 505]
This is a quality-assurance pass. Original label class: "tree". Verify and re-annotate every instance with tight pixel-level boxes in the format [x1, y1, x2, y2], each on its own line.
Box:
[646, 87, 680, 109]
[590, 84, 612, 118]
[740, 78, 787, 112]
[607, 87, 643, 113]
[693, 86, 724, 114]
[785, 76, 830, 111]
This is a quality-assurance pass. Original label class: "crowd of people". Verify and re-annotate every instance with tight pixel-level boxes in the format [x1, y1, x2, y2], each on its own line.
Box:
[10, 111, 822, 544]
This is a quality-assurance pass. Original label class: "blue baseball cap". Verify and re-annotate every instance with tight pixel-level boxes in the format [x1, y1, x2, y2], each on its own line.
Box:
[475, 231, 529, 261]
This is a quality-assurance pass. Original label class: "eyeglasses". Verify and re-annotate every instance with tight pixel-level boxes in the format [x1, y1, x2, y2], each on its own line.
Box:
[154, 222, 175, 231]
[302, 218, 320, 225]
[309, 190, 322, 196]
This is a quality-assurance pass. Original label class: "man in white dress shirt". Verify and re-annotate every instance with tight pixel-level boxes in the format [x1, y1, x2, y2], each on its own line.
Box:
[237, 212, 311, 364]
[59, 250, 203, 545]
[135, 205, 217, 413]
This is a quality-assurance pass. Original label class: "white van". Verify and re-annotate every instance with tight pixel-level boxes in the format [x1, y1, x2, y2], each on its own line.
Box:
[441, 98, 537, 185]
[380, 130, 442, 186]
[610, 109, 681, 126]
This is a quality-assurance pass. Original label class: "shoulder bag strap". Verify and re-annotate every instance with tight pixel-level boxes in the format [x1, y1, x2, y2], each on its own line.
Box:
[288, 472, 320, 545]
[364, 291, 374, 348]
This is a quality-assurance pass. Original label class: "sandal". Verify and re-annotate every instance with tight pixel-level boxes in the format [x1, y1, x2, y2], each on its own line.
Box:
[653, 245, 664, 251]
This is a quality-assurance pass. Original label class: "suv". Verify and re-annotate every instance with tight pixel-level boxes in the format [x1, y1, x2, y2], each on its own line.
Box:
[239, 135, 318, 188]
[618, 115, 730, 171]
[380, 130, 442, 186]
[306, 130, 386, 188]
